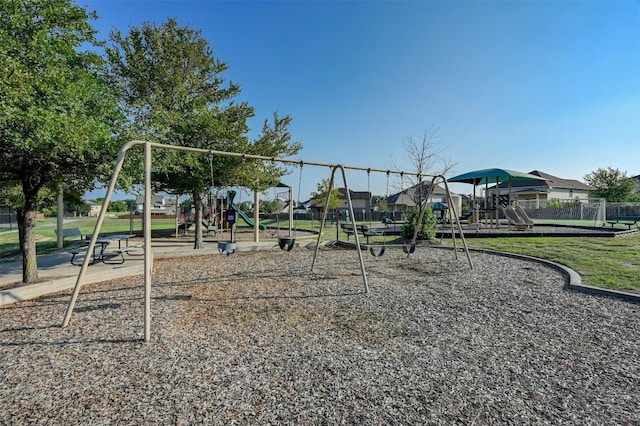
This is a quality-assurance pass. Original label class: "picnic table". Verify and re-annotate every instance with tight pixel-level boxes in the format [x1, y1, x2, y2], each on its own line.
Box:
[69, 234, 140, 266]
[340, 223, 366, 241]
[606, 216, 640, 230]
[340, 223, 387, 244]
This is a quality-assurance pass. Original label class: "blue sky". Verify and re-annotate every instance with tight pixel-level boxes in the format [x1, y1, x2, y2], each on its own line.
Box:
[84, 0, 640, 200]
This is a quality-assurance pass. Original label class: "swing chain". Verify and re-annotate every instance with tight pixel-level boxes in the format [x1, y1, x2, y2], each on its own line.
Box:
[207, 151, 216, 224]
[297, 161, 304, 209]
[276, 160, 304, 252]
[366, 168, 386, 257]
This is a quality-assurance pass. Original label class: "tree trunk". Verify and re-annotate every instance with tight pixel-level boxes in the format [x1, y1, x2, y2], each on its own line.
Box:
[18, 185, 40, 283]
[193, 191, 204, 249]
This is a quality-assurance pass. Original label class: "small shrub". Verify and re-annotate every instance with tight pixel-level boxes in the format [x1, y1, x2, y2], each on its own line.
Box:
[402, 206, 437, 240]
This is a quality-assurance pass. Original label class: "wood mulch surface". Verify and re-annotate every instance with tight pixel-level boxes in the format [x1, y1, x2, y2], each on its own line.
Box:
[1, 246, 639, 424]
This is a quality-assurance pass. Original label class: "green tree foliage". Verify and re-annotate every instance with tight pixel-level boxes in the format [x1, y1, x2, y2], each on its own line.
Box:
[402, 206, 437, 240]
[107, 200, 130, 212]
[2, 182, 103, 217]
[311, 178, 341, 213]
[106, 19, 300, 248]
[0, 0, 122, 282]
[583, 167, 639, 202]
[372, 195, 388, 213]
[260, 199, 282, 216]
[236, 201, 252, 213]
[0, 182, 23, 209]
[43, 188, 90, 217]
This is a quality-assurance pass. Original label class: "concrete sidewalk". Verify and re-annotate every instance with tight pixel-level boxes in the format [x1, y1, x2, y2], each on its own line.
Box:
[0, 238, 285, 305]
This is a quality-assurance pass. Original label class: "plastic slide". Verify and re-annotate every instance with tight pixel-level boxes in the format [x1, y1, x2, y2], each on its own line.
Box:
[231, 203, 267, 230]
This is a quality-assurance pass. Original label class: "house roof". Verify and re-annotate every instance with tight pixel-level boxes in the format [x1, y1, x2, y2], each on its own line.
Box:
[304, 188, 371, 209]
[336, 188, 371, 200]
[387, 181, 447, 205]
[386, 191, 413, 206]
[492, 170, 592, 191]
[136, 195, 166, 205]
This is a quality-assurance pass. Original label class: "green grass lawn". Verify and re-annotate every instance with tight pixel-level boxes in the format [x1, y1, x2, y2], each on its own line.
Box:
[454, 233, 640, 293]
[0, 216, 177, 261]
[0, 217, 334, 261]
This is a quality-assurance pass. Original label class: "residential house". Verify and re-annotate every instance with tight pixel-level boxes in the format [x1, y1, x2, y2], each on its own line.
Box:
[486, 170, 592, 208]
[306, 188, 371, 218]
[86, 200, 102, 217]
[336, 188, 371, 217]
[305, 182, 462, 220]
[386, 180, 461, 218]
[135, 195, 178, 216]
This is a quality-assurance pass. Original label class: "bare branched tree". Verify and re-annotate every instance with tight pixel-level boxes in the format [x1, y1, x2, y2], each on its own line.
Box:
[388, 126, 458, 242]
[393, 126, 457, 204]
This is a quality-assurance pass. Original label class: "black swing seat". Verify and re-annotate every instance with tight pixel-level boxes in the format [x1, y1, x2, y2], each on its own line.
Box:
[363, 229, 385, 257]
[218, 241, 237, 256]
[402, 243, 416, 254]
[369, 246, 385, 257]
[278, 237, 296, 251]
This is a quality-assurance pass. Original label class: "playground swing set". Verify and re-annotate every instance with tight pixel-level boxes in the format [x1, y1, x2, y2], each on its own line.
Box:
[362, 170, 443, 258]
[61, 140, 472, 342]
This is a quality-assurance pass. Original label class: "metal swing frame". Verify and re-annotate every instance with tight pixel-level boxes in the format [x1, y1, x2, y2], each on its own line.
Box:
[61, 140, 472, 343]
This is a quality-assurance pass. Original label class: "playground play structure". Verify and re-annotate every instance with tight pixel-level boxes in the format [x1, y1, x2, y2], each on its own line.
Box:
[225, 191, 267, 231]
[62, 141, 472, 342]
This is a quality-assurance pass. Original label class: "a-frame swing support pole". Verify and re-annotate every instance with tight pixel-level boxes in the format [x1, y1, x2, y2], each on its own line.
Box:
[442, 177, 473, 269]
[143, 142, 153, 341]
[62, 140, 155, 342]
[62, 140, 145, 330]
[62, 140, 471, 341]
[407, 175, 473, 269]
[311, 165, 369, 294]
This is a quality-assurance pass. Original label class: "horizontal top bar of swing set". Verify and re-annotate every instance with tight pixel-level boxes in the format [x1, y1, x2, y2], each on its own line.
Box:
[121, 140, 447, 180]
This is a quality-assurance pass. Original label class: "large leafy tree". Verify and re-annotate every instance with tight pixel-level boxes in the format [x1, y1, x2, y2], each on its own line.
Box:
[583, 167, 640, 202]
[106, 19, 300, 249]
[0, 0, 122, 282]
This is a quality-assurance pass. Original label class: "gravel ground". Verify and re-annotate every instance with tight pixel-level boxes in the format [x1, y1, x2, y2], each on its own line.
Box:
[1, 246, 639, 425]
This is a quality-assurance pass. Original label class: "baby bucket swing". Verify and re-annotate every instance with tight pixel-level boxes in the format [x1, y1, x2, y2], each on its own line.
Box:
[218, 197, 237, 256]
[276, 161, 303, 251]
[214, 153, 239, 256]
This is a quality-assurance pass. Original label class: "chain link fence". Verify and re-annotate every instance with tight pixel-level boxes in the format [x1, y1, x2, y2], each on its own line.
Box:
[0, 211, 18, 231]
[605, 202, 640, 218]
[515, 198, 606, 226]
